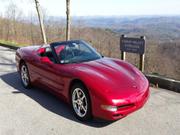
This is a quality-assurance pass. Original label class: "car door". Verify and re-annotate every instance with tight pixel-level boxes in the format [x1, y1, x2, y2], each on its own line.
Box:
[33, 46, 65, 93]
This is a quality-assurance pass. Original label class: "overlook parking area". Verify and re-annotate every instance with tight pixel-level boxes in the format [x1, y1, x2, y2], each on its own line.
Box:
[0, 46, 180, 135]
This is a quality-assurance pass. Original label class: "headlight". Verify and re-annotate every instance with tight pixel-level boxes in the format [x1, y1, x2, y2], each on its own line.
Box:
[101, 105, 117, 112]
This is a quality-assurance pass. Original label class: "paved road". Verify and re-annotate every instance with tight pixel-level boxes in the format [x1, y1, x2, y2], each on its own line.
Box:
[0, 46, 180, 135]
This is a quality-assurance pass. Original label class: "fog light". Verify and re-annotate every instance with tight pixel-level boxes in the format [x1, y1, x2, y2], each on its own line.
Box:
[101, 105, 117, 112]
[112, 99, 125, 104]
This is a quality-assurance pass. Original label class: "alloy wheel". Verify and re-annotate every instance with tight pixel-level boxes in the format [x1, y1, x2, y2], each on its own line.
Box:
[21, 65, 29, 87]
[72, 88, 88, 118]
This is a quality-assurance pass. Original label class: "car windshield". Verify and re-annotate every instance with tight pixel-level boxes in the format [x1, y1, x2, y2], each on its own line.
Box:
[53, 41, 102, 64]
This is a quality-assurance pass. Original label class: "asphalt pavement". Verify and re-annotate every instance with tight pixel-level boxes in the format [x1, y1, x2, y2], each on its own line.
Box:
[0, 46, 180, 135]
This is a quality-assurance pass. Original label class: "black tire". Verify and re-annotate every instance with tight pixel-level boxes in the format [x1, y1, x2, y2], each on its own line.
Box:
[70, 83, 92, 121]
[20, 62, 31, 89]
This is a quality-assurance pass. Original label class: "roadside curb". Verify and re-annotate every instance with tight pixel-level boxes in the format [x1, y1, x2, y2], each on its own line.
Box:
[0, 43, 19, 50]
[145, 74, 180, 93]
[0, 43, 179, 93]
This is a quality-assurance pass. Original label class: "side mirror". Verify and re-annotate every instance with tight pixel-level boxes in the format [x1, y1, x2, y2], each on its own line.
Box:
[40, 57, 52, 64]
[37, 48, 46, 56]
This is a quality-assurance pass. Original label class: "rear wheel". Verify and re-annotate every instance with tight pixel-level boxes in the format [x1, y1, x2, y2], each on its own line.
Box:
[20, 62, 31, 88]
[71, 83, 92, 121]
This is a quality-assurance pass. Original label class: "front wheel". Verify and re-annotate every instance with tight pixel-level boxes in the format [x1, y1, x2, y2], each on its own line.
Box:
[20, 63, 31, 88]
[71, 83, 92, 121]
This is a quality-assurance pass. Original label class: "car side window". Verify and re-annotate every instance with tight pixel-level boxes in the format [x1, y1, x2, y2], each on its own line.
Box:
[58, 44, 75, 64]
[54, 45, 66, 63]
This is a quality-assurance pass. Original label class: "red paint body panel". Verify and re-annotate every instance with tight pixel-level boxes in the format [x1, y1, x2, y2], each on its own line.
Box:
[15, 45, 149, 121]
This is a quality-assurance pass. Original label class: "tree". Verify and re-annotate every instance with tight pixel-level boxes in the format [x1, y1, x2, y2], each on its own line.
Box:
[4, 3, 22, 41]
[34, 0, 47, 44]
[66, 0, 71, 41]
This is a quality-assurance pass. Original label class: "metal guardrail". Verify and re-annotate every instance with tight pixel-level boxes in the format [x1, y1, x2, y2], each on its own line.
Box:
[0, 43, 179, 93]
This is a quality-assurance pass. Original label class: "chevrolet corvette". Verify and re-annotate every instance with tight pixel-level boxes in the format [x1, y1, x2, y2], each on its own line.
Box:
[15, 40, 149, 121]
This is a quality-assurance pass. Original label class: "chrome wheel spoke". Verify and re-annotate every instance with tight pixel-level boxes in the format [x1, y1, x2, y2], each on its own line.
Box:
[81, 95, 85, 100]
[73, 99, 78, 104]
[81, 105, 87, 112]
[24, 73, 28, 78]
[77, 105, 81, 115]
[76, 91, 80, 99]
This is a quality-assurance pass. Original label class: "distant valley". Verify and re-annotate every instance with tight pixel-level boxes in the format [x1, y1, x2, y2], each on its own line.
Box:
[71, 16, 180, 41]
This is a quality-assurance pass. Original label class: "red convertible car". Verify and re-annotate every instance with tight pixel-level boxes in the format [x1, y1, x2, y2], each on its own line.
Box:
[15, 40, 149, 121]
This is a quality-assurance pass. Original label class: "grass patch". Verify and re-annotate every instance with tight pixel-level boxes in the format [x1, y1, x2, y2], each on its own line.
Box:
[0, 39, 26, 47]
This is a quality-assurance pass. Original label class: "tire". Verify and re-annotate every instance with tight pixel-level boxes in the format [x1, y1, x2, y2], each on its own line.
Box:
[20, 62, 31, 88]
[71, 83, 92, 121]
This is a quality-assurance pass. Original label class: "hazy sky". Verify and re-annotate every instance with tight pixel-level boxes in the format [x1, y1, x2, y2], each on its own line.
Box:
[0, 0, 180, 16]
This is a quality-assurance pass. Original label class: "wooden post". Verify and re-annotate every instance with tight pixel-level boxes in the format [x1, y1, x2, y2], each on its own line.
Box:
[34, 0, 47, 44]
[121, 51, 126, 61]
[139, 54, 145, 72]
[139, 36, 146, 72]
[66, 0, 71, 41]
[120, 35, 126, 61]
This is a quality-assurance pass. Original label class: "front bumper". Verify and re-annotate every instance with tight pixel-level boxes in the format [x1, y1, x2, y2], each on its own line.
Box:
[92, 87, 150, 121]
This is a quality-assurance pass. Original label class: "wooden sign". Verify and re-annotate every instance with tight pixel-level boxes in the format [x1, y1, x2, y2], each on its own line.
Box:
[120, 35, 146, 72]
[120, 36, 145, 55]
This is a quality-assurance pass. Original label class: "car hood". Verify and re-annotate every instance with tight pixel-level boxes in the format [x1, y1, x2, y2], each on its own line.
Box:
[74, 58, 148, 98]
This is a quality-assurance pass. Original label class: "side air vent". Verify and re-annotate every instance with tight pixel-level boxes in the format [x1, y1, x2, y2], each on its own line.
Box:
[117, 104, 135, 110]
